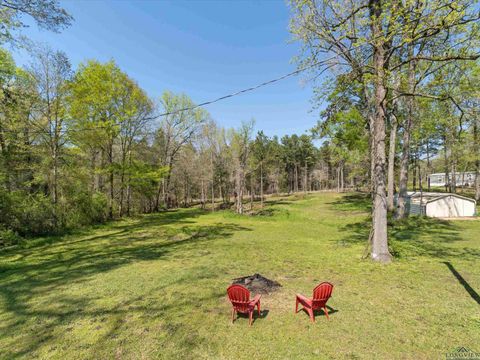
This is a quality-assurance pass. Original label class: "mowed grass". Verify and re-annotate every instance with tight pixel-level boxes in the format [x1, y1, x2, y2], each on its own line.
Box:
[0, 192, 479, 359]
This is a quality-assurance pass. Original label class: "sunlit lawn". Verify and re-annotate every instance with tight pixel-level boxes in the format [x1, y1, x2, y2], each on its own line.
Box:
[0, 193, 479, 359]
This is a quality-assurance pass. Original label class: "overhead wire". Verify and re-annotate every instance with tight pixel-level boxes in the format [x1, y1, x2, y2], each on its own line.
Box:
[0, 5, 475, 136]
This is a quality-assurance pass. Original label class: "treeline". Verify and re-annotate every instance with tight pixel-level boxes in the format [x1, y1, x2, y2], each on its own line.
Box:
[1, 43, 357, 244]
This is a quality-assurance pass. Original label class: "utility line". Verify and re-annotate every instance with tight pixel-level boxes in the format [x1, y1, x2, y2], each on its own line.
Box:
[1, 6, 474, 135]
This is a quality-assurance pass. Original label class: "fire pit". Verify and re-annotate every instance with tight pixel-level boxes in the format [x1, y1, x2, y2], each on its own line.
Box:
[232, 273, 282, 294]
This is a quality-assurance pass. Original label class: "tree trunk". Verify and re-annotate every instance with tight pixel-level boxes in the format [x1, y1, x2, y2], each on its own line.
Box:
[304, 161, 308, 195]
[210, 151, 215, 211]
[451, 159, 456, 193]
[119, 152, 126, 217]
[235, 165, 244, 214]
[260, 162, 264, 208]
[340, 163, 344, 192]
[369, 0, 391, 262]
[126, 150, 132, 216]
[426, 141, 431, 191]
[201, 179, 205, 209]
[293, 164, 298, 192]
[387, 114, 397, 211]
[444, 135, 450, 192]
[250, 178, 254, 210]
[412, 154, 417, 192]
[108, 142, 114, 219]
[395, 50, 415, 219]
[474, 117, 480, 201]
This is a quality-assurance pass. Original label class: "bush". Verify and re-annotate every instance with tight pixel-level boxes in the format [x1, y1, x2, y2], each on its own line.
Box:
[0, 227, 21, 246]
[17, 194, 57, 236]
[62, 192, 108, 228]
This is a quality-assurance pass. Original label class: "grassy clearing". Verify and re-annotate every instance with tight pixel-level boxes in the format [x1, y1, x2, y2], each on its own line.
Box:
[0, 192, 479, 359]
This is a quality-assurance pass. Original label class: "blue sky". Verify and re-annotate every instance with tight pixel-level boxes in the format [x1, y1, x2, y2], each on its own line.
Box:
[12, 0, 322, 137]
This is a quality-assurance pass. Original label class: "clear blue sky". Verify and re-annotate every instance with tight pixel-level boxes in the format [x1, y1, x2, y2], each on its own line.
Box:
[12, 0, 323, 138]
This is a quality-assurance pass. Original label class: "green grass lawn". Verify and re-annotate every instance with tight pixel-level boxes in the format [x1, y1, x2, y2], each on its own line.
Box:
[1, 192, 479, 359]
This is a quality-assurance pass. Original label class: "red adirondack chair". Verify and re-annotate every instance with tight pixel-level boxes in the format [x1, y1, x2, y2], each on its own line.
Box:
[295, 282, 333, 322]
[227, 284, 261, 326]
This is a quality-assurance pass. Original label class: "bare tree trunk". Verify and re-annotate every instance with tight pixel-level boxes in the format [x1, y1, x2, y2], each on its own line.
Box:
[260, 162, 264, 208]
[444, 135, 450, 192]
[395, 51, 415, 219]
[451, 159, 456, 193]
[340, 163, 344, 192]
[412, 153, 417, 192]
[474, 118, 480, 201]
[426, 141, 431, 191]
[211, 154, 215, 212]
[90, 151, 98, 193]
[119, 152, 126, 217]
[387, 115, 397, 211]
[108, 141, 114, 219]
[126, 149, 132, 216]
[294, 164, 298, 192]
[304, 161, 308, 195]
[336, 165, 340, 192]
[370, 1, 391, 262]
[250, 178, 254, 210]
[235, 165, 244, 214]
[201, 179, 205, 209]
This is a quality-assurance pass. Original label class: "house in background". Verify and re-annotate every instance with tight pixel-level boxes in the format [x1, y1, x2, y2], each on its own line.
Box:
[399, 192, 477, 218]
[428, 172, 476, 188]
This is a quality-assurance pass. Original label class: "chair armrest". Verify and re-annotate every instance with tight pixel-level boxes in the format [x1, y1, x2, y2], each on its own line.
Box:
[296, 293, 312, 306]
[250, 294, 261, 306]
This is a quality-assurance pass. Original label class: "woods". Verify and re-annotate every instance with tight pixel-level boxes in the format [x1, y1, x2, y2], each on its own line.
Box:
[0, 42, 329, 242]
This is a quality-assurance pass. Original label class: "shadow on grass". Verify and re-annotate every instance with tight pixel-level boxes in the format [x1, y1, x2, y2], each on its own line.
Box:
[329, 192, 371, 213]
[339, 214, 480, 260]
[297, 305, 338, 321]
[443, 262, 480, 305]
[234, 309, 270, 325]
[6, 208, 208, 252]
[0, 208, 250, 358]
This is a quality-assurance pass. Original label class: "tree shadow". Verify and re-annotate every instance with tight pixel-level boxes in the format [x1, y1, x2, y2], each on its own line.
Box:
[2, 208, 208, 254]
[443, 262, 480, 305]
[0, 208, 251, 358]
[328, 192, 371, 213]
[338, 214, 480, 260]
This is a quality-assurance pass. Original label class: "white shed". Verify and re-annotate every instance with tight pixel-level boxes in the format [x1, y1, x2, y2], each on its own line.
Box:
[401, 192, 477, 218]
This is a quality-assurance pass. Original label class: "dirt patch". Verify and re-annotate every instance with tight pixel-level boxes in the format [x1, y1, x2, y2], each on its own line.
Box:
[232, 273, 282, 294]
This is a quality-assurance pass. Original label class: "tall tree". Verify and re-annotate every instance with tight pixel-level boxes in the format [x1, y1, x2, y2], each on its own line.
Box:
[0, 0, 72, 44]
[28, 45, 71, 218]
[230, 120, 254, 214]
[154, 91, 208, 210]
[69, 60, 152, 218]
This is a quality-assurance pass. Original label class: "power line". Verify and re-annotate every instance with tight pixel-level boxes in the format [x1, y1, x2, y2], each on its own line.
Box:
[1, 5, 474, 135]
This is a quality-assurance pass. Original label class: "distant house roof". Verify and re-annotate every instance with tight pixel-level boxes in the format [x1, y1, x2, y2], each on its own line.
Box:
[429, 172, 476, 176]
[405, 192, 476, 205]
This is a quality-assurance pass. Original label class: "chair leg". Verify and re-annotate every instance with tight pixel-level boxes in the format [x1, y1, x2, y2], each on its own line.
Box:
[257, 301, 261, 316]
[307, 307, 315, 322]
[323, 306, 329, 320]
[249, 310, 253, 326]
[231, 308, 235, 323]
[295, 298, 299, 313]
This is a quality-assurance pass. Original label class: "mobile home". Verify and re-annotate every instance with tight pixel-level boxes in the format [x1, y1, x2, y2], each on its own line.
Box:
[428, 172, 476, 188]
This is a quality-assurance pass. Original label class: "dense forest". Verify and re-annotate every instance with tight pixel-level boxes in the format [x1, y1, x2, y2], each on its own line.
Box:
[1, 0, 479, 260]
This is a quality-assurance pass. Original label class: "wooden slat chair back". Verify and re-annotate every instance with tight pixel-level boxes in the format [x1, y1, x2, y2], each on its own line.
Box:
[312, 282, 333, 308]
[227, 284, 261, 326]
[295, 282, 334, 322]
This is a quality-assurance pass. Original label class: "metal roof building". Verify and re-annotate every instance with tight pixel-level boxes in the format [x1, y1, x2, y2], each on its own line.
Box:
[399, 192, 477, 218]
